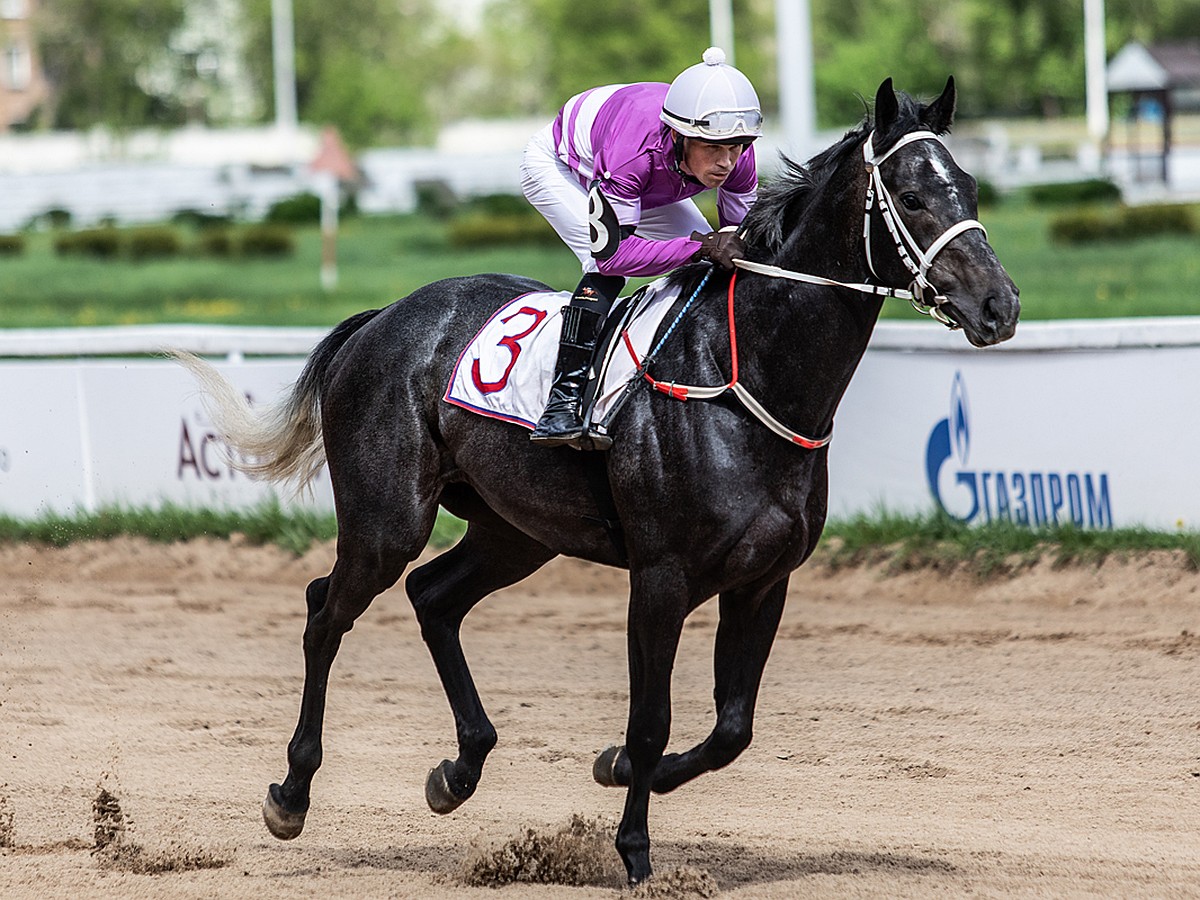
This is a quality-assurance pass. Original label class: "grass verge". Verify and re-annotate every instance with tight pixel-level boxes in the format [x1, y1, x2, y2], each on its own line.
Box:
[0, 501, 463, 555]
[820, 510, 1200, 577]
[0, 504, 1196, 576]
[2, 202, 1200, 327]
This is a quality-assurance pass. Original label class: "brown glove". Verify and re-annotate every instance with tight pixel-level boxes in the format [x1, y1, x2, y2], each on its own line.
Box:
[691, 229, 746, 270]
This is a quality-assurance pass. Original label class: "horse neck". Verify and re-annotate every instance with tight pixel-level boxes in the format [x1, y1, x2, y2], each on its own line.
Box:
[778, 161, 874, 286]
[732, 166, 885, 437]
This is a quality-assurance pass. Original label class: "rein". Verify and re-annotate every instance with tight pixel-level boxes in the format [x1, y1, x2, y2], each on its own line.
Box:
[628, 270, 832, 449]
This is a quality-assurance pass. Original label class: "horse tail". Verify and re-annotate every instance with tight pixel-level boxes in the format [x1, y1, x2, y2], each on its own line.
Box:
[172, 308, 383, 489]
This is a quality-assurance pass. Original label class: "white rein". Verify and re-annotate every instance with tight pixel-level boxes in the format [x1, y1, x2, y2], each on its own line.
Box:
[734, 129, 986, 329]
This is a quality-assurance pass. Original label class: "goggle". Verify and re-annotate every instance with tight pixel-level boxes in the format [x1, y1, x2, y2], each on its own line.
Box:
[665, 107, 763, 140]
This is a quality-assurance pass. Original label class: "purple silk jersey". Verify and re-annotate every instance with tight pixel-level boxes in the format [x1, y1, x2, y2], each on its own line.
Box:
[551, 82, 757, 277]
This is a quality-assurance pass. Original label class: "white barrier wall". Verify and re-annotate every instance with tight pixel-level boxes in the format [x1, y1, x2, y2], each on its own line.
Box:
[831, 318, 1200, 531]
[0, 319, 1195, 529]
[0, 354, 332, 517]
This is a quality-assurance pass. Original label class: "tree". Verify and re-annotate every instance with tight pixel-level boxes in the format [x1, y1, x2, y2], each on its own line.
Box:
[240, 0, 471, 147]
[470, 0, 777, 118]
[34, 0, 188, 130]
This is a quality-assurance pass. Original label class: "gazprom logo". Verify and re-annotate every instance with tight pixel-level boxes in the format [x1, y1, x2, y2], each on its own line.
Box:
[925, 372, 1113, 529]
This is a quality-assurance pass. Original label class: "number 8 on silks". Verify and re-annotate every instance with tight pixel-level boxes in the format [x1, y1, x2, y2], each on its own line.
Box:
[588, 183, 623, 261]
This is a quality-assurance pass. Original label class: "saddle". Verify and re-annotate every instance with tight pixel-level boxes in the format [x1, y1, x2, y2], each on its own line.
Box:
[444, 278, 685, 443]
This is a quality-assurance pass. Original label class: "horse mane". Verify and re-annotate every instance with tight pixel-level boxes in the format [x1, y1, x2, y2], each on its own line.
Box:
[740, 89, 938, 255]
[664, 87, 941, 293]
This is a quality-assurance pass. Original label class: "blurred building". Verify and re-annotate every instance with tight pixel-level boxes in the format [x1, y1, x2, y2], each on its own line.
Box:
[0, 0, 47, 131]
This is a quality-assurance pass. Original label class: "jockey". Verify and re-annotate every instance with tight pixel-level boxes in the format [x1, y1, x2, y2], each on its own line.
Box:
[520, 47, 761, 449]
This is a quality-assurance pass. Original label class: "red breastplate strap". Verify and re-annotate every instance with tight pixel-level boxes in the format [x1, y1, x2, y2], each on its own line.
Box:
[626, 270, 832, 450]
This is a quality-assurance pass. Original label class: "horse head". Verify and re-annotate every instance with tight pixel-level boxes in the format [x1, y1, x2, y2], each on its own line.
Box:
[741, 77, 1019, 349]
[865, 77, 1020, 347]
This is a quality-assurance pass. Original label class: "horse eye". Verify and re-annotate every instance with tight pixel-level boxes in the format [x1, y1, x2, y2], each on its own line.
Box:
[900, 192, 922, 211]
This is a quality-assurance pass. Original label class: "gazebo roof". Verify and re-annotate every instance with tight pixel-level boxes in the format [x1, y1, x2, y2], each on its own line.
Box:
[1107, 40, 1200, 93]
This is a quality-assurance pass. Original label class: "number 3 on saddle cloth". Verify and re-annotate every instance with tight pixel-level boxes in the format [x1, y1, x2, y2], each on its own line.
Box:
[444, 277, 684, 444]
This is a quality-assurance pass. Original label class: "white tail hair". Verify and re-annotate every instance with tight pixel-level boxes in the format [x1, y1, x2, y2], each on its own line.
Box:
[169, 350, 326, 490]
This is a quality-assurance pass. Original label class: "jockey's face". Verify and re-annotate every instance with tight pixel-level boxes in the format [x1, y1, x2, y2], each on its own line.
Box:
[679, 138, 745, 188]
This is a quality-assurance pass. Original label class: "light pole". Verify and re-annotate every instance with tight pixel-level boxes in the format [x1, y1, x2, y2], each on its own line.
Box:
[776, 0, 817, 158]
[709, 0, 735, 64]
[271, 0, 298, 131]
[1084, 0, 1109, 143]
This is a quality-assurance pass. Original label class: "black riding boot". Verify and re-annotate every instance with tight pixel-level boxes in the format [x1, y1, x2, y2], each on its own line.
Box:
[530, 272, 624, 449]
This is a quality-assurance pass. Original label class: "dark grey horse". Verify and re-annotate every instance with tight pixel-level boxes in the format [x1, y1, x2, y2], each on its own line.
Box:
[179, 77, 1018, 885]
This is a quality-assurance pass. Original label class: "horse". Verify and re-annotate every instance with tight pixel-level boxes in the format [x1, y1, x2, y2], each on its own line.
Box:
[178, 77, 1018, 885]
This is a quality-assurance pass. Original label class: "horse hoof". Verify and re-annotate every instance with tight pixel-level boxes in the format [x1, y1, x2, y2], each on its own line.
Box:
[262, 783, 306, 840]
[425, 760, 468, 814]
[593, 745, 628, 787]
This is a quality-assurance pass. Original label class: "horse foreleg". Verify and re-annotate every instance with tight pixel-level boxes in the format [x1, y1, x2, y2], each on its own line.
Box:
[409, 522, 554, 814]
[264, 553, 405, 840]
[615, 574, 687, 885]
[595, 579, 787, 795]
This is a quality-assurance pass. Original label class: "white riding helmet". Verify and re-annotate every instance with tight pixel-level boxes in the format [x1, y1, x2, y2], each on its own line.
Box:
[660, 47, 763, 144]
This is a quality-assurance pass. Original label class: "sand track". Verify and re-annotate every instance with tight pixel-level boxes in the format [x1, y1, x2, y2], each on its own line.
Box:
[2, 538, 1199, 897]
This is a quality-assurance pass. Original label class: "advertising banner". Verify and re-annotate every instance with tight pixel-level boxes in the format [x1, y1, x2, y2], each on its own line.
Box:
[0, 357, 331, 517]
[831, 332, 1198, 531]
[0, 319, 1196, 531]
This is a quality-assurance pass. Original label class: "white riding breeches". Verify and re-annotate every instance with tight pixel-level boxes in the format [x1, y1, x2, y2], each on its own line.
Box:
[520, 124, 711, 274]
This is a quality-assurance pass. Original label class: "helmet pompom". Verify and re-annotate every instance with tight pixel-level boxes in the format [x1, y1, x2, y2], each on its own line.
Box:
[661, 48, 762, 141]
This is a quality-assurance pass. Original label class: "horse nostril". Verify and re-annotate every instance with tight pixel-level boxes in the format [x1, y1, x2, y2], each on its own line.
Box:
[982, 295, 1000, 329]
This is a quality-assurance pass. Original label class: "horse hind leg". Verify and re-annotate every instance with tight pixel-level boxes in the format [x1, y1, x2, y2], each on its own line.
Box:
[263, 525, 432, 840]
[594, 580, 787, 796]
[408, 518, 555, 814]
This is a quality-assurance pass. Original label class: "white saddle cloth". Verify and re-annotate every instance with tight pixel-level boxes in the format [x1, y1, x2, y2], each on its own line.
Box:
[444, 277, 684, 430]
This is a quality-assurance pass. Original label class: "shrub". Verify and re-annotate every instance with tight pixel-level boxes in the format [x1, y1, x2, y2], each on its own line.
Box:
[172, 208, 233, 230]
[1049, 203, 1196, 245]
[0, 234, 25, 256]
[45, 207, 73, 228]
[1028, 179, 1121, 206]
[265, 192, 321, 224]
[415, 180, 458, 218]
[1118, 203, 1195, 239]
[239, 224, 295, 257]
[976, 179, 1000, 207]
[463, 193, 532, 216]
[447, 213, 559, 248]
[195, 229, 234, 257]
[25, 207, 73, 230]
[1049, 209, 1119, 244]
[126, 226, 182, 261]
[54, 227, 121, 258]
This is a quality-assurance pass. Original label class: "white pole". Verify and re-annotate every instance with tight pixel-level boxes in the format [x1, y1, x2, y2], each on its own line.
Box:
[776, 0, 816, 157]
[709, 0, 735, 65]
[1084, 0, 1108, 142]
[318, 172, 339, 291]
[271, 0, 298, 131]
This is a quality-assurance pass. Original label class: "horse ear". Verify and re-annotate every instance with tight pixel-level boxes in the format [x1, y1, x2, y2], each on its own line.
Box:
[874, 78, 898, 133]
[922, 76, 957, 134]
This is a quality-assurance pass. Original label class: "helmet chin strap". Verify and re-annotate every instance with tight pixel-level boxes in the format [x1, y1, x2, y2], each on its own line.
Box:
[861, 130, 986, 327]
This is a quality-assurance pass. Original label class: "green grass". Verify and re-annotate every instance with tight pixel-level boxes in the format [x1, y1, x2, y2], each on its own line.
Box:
[954, 201, 1200, 321]
[0, 501, 465, 555]
[820, 509, 1200, 577]
[0, 217, 585, 328]
[2, 202, 1199, 329]
[3, 503, 1196, 574]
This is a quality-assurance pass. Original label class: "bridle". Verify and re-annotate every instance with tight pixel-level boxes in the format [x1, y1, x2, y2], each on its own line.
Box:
[734, 129, 987, 329]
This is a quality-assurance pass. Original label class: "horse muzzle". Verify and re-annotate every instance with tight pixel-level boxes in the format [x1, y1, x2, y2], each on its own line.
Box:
[948, 286, 1021, 347]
